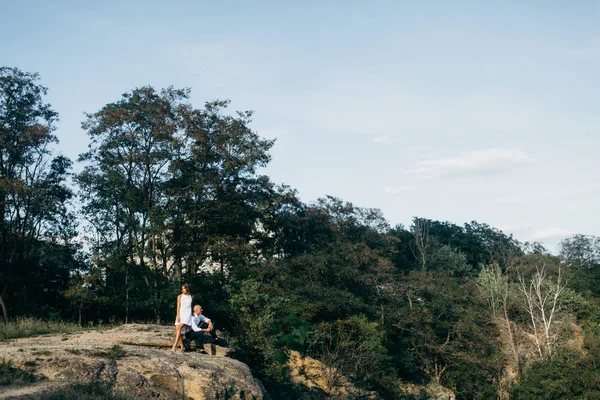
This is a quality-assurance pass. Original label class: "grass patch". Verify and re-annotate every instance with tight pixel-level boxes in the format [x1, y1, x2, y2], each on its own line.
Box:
[32, 350, 52, 356]
[0, 358, 38, 387]
[0, 317, 98, 342]
[66, 349, 81, 355]
[135, 326, 155, 332]
[35, 382, 136, 400]
[88, 345, 125, 360]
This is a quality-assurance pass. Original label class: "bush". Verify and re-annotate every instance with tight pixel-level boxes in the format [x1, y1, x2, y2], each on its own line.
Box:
[311, 315, 389, 392]
[512, 349, 600, 400]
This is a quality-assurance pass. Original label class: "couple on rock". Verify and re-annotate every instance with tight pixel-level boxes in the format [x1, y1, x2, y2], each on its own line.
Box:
[172, 283, 219, 353]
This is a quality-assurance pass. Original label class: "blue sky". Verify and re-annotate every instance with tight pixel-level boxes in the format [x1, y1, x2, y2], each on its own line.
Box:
[2, 1, 599, 250]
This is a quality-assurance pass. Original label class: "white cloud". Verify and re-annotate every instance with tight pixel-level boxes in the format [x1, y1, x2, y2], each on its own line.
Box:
[405, 147, 535, 179]
[373, 135, 392, 143]
[383, 185, 415, 194]
[532, 228, 573, 240]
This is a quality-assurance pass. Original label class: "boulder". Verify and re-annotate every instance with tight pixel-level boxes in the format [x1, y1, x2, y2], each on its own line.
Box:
[0, 324, 263, 400]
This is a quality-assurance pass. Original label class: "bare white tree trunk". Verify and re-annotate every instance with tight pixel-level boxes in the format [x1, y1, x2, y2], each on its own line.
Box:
[518, 264, 566, 359]
[535, 265, 565, 357]
[411, 218, 429, 271]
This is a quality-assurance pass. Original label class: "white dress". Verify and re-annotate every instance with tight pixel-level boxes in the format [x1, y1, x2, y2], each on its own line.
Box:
[175, 294, 193, 326]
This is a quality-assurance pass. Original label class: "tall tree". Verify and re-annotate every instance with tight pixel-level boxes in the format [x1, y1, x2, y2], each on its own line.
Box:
[77, 86, 189, 323]
[78, 90, 278, 321]
[517, 263, 567, 359]
[0, 67, 75, 319]
[166, 100, 275, 281]
[559, 234, 600, 269]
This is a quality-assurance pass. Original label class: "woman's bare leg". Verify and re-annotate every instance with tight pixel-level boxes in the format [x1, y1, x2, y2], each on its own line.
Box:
[172, 324, 183, 351]
[177, 324, 185, 350]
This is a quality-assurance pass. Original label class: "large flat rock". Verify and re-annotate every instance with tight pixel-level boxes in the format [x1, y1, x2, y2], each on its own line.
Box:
[0, 324, 263, 400]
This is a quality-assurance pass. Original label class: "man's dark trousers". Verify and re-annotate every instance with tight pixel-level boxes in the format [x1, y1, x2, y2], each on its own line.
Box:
[184, 330, 204, 349]
[184, 322, 216, 350]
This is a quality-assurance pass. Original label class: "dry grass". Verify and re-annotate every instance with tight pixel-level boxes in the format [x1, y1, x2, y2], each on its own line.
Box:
[0, 317, 105, 342]
[87, 345, 126, 360]
[34, 382, 136, 400]
[0, 357, 38, 387]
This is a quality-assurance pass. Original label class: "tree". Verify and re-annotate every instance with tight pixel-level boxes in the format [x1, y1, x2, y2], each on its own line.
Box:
[559, 234, 600, 269]
[392, 270, 501, 395]
[478, 263, 504, 320]
[427, 241, 472, 276]
[78, 88, 280, 323]
[77, 86, 189, 323]
[64, 263, 105, 326]
[414, 219, 521, 271]
[517, 263, 567, 359]
[313, 315, 388, 392]
[478, 263, 521, 382]
[166, 100, 275, 281]
[512, 348, 600, 400]
[410, 218, 429, 271]
[0, 66, 76, 319]
[464, 221, 521, 271]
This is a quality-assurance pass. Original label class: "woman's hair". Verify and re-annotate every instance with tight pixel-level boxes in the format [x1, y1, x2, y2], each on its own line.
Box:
[182, 283, 192, 295]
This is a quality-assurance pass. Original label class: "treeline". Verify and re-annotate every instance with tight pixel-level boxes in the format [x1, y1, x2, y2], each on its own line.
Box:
[1, 66, 600, 399]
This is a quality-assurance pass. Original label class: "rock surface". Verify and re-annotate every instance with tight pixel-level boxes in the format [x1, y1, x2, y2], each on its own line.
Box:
[399, 382, 456, 400]
[0, 324, 264, 400]
[286, 351, 381, 399]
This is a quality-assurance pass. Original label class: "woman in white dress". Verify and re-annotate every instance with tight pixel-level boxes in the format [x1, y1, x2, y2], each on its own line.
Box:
[171, 283, 193, 352]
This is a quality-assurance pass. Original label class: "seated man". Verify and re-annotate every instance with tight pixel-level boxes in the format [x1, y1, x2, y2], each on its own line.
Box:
[183, 304, 219, 354]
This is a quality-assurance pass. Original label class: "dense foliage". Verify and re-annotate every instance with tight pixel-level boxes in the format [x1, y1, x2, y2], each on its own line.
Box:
[1, 67, 600, 399]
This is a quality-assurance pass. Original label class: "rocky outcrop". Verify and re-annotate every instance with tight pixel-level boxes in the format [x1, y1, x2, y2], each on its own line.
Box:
[0, 324, 264, 400]
[108, 323, 232, 357]
[286, 351, 380, 399]
[399, 383, 456, 400]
